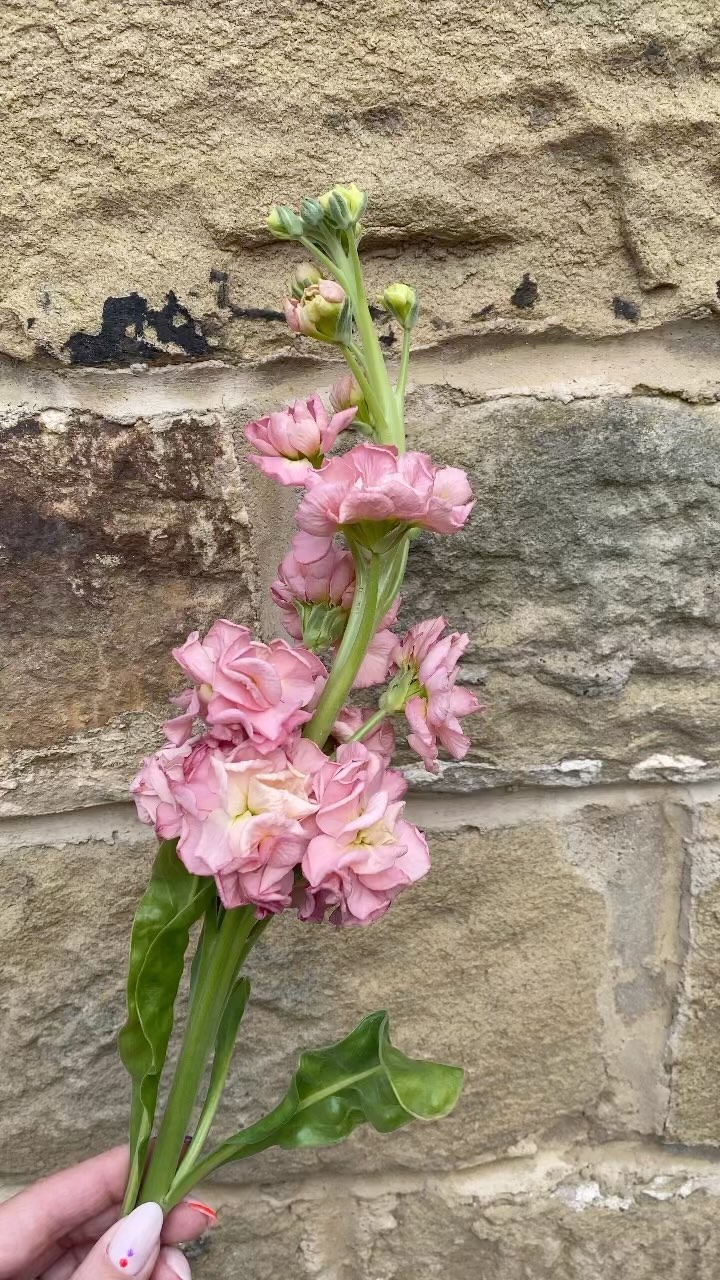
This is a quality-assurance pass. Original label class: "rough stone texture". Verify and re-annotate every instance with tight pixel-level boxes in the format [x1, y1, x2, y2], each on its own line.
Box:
[402, 393, 720, 785]
[188, 1159, 720, 1279]
[7, 386, 720, 811]
[0, 406, 258, 756]
[0, 793, 693, 1182]
[665, 798, 720, 1145]
[1, 3, 719, 364]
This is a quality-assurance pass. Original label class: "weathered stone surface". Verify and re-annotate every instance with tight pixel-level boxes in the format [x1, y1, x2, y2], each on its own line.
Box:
[0, 407, 258, 758]
[191, 1163, 720, 1280]
[402, 394, 720, 785]
[0, 808, 607, 1178]
[666, 799, 720, 1146]
[1, 3, 719, 365]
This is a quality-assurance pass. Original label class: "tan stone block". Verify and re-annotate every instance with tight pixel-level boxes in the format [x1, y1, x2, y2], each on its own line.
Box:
[0, 3, 718, 363]
[190, 1173, 720, 1280]
[666, 801, 720, 1145]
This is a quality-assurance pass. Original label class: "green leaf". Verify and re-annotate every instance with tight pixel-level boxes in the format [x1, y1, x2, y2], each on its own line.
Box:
[180, 1011, 463, 1187]
[118, 840, 213, 1209]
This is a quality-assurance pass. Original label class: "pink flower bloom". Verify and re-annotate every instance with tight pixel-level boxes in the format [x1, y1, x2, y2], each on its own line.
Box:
[245, 394, 356, 486]
[271, 534, 355, 640]
[424, 466, 475, 533]
[130, 731, 239, 840]
[329, 372, 363, 413]
[332, 708, 395, 766]
[296, 444, 474, 541]
[296, 444, 435, 537]
[177, 748, 318, 915]
[271, 533, 399, 687]
[285, 279, 346, 342]
[301, 743, 430, 926]
[391, 617, 483, 774]
[167, 621, 327, 751]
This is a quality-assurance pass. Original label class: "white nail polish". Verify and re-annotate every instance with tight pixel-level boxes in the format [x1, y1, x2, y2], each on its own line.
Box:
[162, 1246, 192, 1280]
[107, 1202, 164, 1275]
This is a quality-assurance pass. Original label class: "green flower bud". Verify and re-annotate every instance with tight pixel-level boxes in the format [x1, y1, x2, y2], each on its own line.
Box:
[382, 282, 419, 330]
[296, 601, 348, 651]
[318, 183, 367, 226]
[267, 204, 304, 240]
[290, 262, 323, 300]
[300, 198, 325, 230]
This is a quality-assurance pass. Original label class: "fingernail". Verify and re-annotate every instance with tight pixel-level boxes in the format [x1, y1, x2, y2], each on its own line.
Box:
[107, 1202, 164, 1274]
[185, 1198, 218, 1224]
[162, 1246, 192, 1280]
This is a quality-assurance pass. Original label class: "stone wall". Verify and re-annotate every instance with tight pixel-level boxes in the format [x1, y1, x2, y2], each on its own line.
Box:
[2, 1, 720, 1276]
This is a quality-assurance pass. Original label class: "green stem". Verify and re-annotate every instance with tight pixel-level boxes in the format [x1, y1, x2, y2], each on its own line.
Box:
[376, 536, 410, 620]
[347, 707, 390, 744]
[340, 344, 375, 412]
[395, 327, 412, 420]
[303, 551, 381, 748]
[346, 237, 403, 448]
[299, 237, 349, 289]
[139, 906, 256, 1205]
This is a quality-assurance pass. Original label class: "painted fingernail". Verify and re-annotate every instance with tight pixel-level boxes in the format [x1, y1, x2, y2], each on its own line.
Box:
[185, 1198, 218, 1223]
[161, 1246, 192, 1280]
[107, 1202, 164, 1274]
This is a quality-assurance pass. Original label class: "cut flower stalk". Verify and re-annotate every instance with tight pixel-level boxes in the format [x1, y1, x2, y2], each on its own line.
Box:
[122, 183, 482, 1215]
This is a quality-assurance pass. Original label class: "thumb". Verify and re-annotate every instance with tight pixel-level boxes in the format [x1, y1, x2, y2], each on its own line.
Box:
[73, 1203, 164, 1280]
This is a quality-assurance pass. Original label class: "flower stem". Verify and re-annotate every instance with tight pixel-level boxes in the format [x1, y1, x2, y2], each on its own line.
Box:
[303, 551, 381, 748]
[139, 906, 257, 1206]
[346, 237, 404, 449]
[395, 327, 412, 419]
[346, 707, 390, 744]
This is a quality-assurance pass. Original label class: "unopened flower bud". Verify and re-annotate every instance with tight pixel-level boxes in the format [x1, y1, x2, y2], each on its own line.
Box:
[290, 262, 323, 300]
[285, 280, 351, 344]
[318, 183, 367, 228]
[382, 282, 419, 330]
[300, 198, 325, 230]
[267, 204, 305, 240]
[329, 372, 364, 413]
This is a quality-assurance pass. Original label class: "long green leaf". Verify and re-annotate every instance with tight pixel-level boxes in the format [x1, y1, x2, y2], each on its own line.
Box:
[118, 840, 213, 1208]
[168, 1011, 463, 1201]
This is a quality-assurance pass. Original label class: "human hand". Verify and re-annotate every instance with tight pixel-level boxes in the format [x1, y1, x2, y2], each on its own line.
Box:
[0, 1145, 216, 1280]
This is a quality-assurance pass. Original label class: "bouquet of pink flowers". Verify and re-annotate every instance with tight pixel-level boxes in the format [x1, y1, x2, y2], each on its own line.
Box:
[122, 184, 481, 1220]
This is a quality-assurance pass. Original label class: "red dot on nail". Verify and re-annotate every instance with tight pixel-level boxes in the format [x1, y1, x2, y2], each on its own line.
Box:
[119, 1260, 128, 1269]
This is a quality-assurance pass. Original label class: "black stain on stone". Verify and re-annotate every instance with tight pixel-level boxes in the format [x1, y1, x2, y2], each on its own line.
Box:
[210, 269, 284, 322]
[612, 295, 640, 322]
[511, 274, 538, 309]
[40, 291, 51, 311]
[369, 305, 389, 321]
[379, 328, 397, 348]
[472, 303, 496, 319]
[229, 304, 285, 322]
[26, 317, 36, 329]
[361, 105, 403, 134]
[5, 417, 42, 439]
[210, 267, 230, 308]
[64, 292, 210, 365]
[715, 280, 720, 301]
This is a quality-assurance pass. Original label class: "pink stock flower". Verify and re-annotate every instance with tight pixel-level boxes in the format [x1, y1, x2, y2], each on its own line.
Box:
[271, 533, 354, 639]
[167, 620, 327, 750]
[391, 617, 482, 774]
[296, 444, 474, 541]
[285, 279, 347, 342]
[300, 743, 430, 926]
[332, 708, 395, 766]
[176, 747, 319, 915]
[131, 731, 241, 841]
[245, 394, 356, 486]
[425, 466, 475, 534]
[271, 532, 399, 688]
